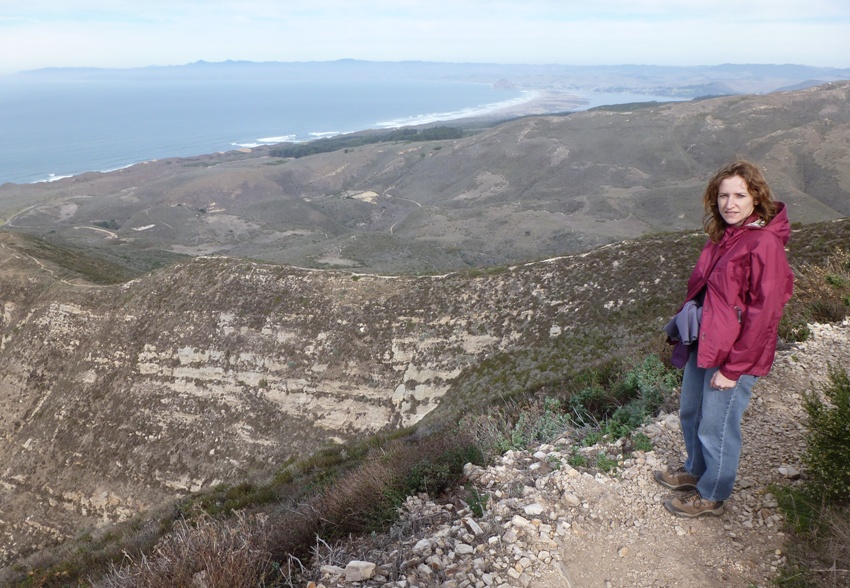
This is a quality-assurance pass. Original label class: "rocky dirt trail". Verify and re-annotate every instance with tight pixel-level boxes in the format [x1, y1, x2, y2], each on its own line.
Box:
[304, 320, 849, 588]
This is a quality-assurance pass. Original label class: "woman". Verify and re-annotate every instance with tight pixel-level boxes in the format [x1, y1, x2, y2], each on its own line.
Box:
[656, 160, 794, 517]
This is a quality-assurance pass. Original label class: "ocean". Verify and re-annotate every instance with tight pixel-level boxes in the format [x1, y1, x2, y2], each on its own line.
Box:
[0, 78, 677, 185]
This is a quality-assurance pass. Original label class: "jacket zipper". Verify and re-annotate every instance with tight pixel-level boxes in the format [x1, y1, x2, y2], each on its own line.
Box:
[734, 306, 742, 323]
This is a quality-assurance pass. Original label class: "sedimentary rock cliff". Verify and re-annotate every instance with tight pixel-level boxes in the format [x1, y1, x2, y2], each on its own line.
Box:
[0, 227, 699, 566]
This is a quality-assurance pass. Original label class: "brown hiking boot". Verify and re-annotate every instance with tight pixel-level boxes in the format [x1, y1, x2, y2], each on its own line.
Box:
[653, 466, 699, 491]
[664, 491, 725, 518]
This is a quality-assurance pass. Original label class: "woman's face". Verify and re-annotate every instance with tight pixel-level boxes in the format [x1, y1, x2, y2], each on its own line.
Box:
[717, 175, 756, 226]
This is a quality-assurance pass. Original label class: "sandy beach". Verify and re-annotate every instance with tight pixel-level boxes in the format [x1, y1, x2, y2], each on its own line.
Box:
[460, 89, 589, 123]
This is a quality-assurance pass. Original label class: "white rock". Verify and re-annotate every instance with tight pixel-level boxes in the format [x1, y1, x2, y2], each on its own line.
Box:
[523, 503, 545, 516]
[463, 516, 484, 536]
[414, 538, 433, 552]
[345, 560, 377, 582]
[664, 414, 680, 430]
[562, 492, 581, 507]
[320, 564, 345, 576]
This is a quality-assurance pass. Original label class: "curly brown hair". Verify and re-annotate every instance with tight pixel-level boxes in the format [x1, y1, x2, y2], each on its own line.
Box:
[702, 160, 778, 242]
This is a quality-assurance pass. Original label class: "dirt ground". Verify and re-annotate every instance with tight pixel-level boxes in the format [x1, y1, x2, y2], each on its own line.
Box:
[532, 320, 850, 588]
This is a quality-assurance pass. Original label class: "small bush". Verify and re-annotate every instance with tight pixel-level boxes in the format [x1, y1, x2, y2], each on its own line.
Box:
[774, 366, 850, 588]
[806, 299, 849, 323]
[779, 317, 811, 343]
[97, 511, 274, 588]
[566, 449, 588, 468]
[631, 432, 654, 453]
[802, 366, 850, 504]
[465, 488, 490, 518]
[774, 486, 850, 588]
[595, 452, 619, 473]
[569, 354, 679, 437]
[315, 431, 484, 536]
[786, 249, 850, 327]
[508, 398, 571, 450]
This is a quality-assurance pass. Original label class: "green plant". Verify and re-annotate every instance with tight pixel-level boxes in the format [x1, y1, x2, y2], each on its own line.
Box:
[802, 366, 850, 504]
[595, 452, 619, 473]
[567, 449, 588, 468]
[631, 432, 654, 453]
[825, 274, 848, 288]
[465, 488, 490, 517]
[569, 354, 679, 438]
[779, 317, 811, 343]
[773, 484, 825, 535]
[773, 484, 850, 588]
[507, 398, 571, 449]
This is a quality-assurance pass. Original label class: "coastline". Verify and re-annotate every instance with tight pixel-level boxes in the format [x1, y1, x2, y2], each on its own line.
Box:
[7, 89, 586, 186]
[5, 88, 666, 186]
[454, 89, 588, 122]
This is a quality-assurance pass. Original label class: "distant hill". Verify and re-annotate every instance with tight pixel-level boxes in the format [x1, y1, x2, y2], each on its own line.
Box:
[13, 60, 850, 97]
[2, 81, 849, 275]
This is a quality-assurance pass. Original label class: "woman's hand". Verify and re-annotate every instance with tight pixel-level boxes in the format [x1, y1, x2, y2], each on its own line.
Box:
[711, 371, 738, 391]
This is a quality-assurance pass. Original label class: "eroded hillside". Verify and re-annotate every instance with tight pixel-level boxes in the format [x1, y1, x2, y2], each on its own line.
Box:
[1, 217, 850, 569]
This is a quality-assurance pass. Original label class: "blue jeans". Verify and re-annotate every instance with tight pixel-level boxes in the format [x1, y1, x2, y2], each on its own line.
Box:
[679, 349, 758, 501]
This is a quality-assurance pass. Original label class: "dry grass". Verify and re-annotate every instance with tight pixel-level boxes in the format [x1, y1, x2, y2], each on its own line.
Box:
[95, 511, 275, 588]
[791, 248, 850, 322]
[92, 430, 482, 587]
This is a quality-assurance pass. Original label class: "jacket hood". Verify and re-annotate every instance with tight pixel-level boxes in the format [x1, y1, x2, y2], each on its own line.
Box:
[728, 202, 791, 246]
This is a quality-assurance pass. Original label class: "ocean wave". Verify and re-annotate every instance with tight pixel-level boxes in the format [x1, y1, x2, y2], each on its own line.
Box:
[257, 135, 297, 143]
[34, 173, 74, 183]
[375, 90, 540, 128]
[309, 131, 341, 139]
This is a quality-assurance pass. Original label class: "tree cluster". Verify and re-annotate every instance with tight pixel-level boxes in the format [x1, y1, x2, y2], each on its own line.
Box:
[269, 126, 464, 159]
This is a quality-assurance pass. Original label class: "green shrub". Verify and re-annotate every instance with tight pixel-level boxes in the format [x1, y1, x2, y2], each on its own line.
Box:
[465, 488, 490, 517]
[802, 366, 850, 504]
[773, 484, 825, 535]
[569, 354, 679, 437]
[773, 484, 850, 588]
[779, 317, 811, 343]
[508, 398, 571, 450]
[806, 299, 849, 323]
[825, 273, 849, 288]
[566, 449, 588, 468]
[595, 452, 619, 473]
[631, 432, 654, 453]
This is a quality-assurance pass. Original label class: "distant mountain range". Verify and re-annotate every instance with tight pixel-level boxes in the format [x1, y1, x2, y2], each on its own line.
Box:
[12, 59, 850, 97]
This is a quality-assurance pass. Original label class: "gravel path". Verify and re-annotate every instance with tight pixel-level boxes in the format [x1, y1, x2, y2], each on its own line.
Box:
[534, 320, 850, 588]
[305, 320, 850, 588]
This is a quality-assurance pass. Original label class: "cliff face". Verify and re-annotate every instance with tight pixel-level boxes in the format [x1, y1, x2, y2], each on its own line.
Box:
[0, 228, 691, 565]
[2, 216, 850, 567]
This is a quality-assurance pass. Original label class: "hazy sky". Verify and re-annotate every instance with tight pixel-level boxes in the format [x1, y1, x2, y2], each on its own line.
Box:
[1, 0, 849, 75]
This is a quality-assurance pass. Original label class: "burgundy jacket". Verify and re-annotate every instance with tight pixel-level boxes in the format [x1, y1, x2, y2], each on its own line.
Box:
[679, 203, 794, 380]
